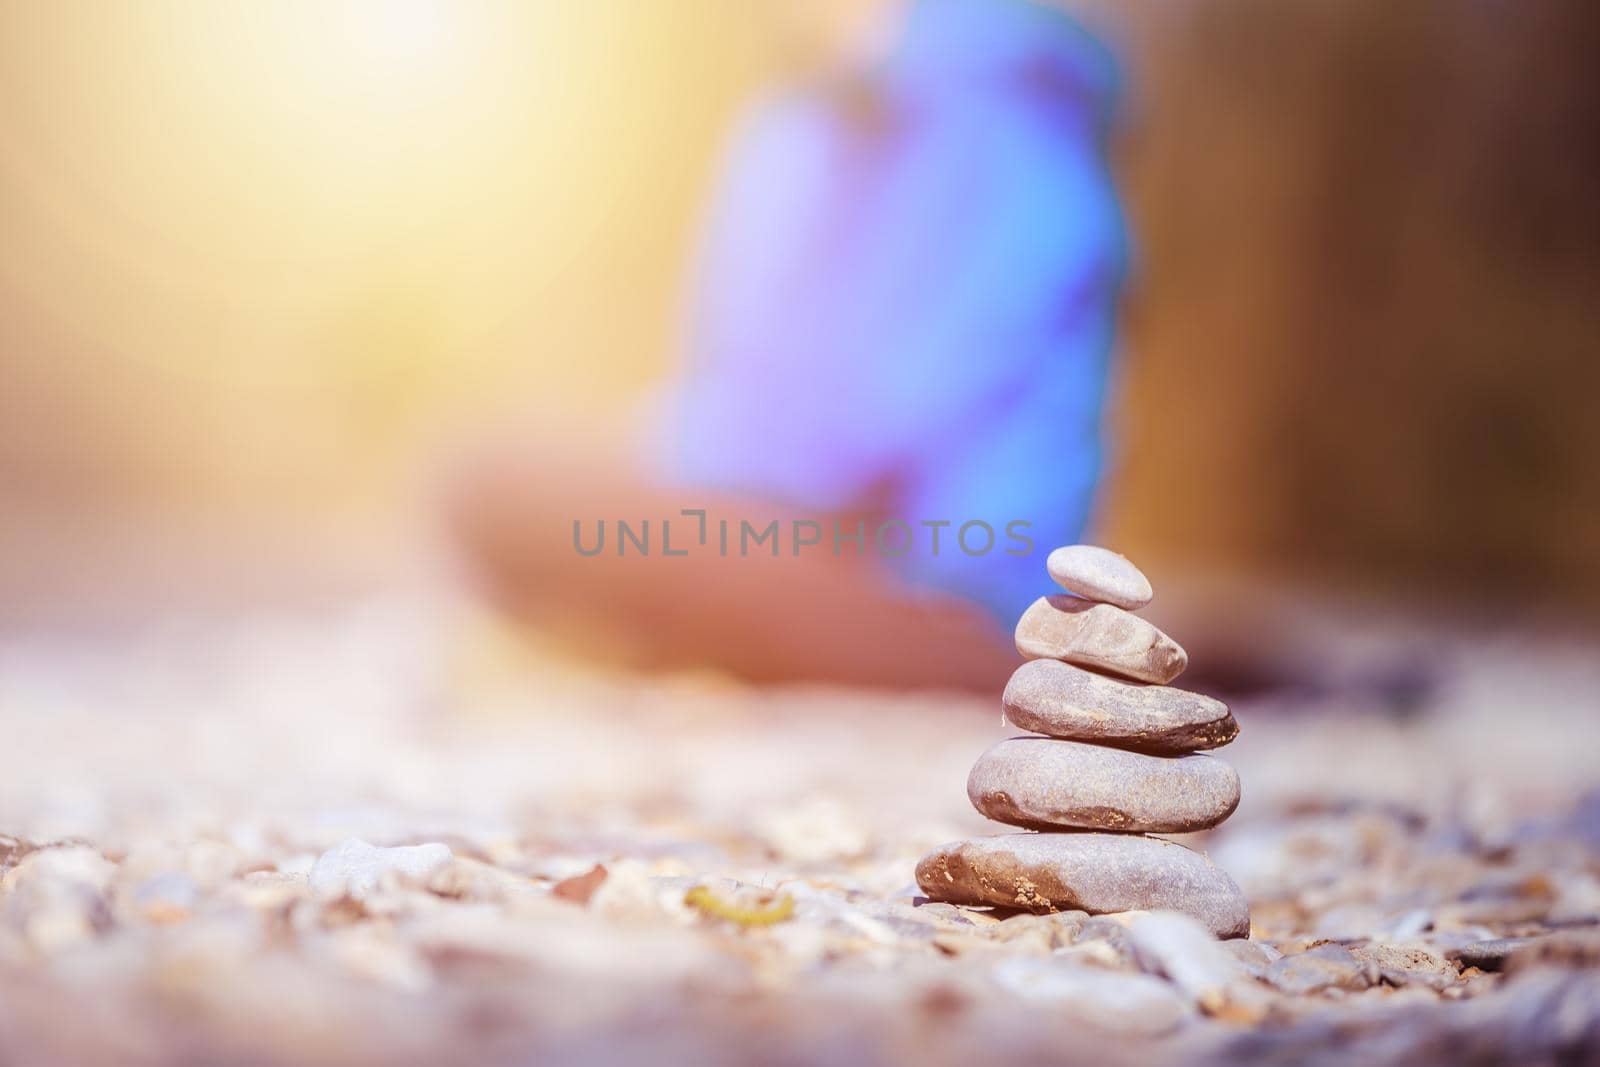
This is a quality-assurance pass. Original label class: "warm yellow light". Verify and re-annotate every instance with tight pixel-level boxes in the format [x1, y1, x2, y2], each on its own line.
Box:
[0, 0, 769, 533]
[339, 0, 454, 66]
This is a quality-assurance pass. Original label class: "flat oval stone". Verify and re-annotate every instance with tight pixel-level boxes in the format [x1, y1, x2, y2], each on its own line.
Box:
[1003, 659, 1238, 753]
[1015, 596, 1187, 684]
[967, 737, 1240, 832]
[1047, 545, 1153, 609]
[915, 833, 1250, 939]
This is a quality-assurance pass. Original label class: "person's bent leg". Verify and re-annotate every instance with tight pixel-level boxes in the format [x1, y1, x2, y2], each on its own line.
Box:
[440, 421, 1015, 691]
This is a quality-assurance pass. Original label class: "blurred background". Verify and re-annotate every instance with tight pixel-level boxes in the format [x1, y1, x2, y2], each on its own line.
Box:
[1, 0, 1597, 622]
[1, 7, 1599, 1062]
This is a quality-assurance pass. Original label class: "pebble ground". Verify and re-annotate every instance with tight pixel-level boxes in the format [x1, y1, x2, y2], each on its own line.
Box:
[0, 593, 1596, 1066]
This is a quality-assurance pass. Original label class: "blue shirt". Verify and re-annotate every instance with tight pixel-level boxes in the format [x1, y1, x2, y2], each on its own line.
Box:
[662, 0, 1126, 623]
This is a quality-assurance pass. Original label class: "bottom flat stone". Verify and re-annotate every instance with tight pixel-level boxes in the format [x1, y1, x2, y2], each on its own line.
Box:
[915, 833, 1250, 939]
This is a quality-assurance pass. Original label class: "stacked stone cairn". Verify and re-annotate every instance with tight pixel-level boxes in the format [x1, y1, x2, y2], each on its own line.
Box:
[916, 545, 1250, 939]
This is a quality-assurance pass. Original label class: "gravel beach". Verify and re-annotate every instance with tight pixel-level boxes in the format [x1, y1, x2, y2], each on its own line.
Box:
[0, 593, 1596, 1066]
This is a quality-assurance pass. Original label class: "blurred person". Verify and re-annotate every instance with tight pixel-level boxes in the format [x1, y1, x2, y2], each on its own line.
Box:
[447, 0, 1124, 691]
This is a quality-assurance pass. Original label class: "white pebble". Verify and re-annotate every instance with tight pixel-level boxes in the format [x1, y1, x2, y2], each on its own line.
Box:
[2, 846, 115, 895]
[992, 957, 1190, 1034]
[1046, 545, 1154, 610]
[1125, 910, 1246, 1008]
[308, 838, 453, 901]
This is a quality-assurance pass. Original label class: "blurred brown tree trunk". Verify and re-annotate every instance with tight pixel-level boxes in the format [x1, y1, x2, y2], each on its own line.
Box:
[1101, 0, 1600, 608]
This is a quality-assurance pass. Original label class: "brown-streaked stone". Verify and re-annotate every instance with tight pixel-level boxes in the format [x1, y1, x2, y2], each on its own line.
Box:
[1015, 596, 1187, 684]
[915, 833, 1250, 939]
[967, 737, 1240, 833]
[1003, 659, 1237, 754]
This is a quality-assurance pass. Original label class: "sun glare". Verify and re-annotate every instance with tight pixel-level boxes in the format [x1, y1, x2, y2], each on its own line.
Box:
[340, 0, 454, 66]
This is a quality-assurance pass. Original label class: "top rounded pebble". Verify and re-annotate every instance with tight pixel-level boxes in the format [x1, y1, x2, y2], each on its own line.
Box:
[1046, 545, 1154, 610]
